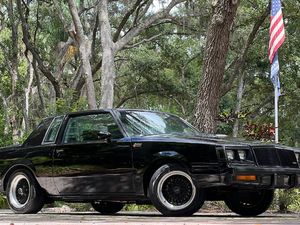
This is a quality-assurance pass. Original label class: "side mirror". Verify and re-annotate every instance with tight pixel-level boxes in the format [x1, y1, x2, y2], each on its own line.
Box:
[98, 131, 112, 142]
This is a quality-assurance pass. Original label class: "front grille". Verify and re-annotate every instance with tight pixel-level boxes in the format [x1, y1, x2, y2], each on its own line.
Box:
[277, 149, 298, 168]
[253, 147, 298, 168]
[253, 148, 280, 166]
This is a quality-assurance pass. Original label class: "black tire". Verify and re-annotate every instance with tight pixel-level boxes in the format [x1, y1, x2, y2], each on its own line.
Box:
[225, 189, 274, 216]
[6, 170, 45, 214]
[91, 201, 124, 215]
[148, 164, 204, 216]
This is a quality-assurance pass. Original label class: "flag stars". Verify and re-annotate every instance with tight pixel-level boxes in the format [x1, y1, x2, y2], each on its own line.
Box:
[271, 0, 282, 16]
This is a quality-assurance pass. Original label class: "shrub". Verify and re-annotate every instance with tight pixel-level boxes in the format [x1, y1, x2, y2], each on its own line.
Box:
[123, 204, 155, 211]
[274, 189, 300, 213]
[0, 193, 8, 209]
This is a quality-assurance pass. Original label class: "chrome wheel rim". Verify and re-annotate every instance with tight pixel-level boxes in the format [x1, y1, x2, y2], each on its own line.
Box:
[157, 170, 196, 211]
[9, 174, 31, 208]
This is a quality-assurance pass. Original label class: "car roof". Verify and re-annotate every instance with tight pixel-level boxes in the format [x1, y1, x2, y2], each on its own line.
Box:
[63, 108, 173, 117]
[66, 109, 113, 116]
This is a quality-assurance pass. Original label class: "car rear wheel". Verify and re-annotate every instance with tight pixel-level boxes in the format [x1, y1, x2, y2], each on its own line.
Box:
[6, 170, 45, 214]
[225, 189, 274, 216]
[148, 164, 204, 216]
[91, 201, 124, 215]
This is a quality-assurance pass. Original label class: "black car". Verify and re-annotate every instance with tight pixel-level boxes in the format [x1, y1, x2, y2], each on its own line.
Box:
[1, 109, 300, 216]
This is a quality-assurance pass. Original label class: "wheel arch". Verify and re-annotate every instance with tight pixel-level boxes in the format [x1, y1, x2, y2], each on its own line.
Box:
[142, 152, 190, 197]
[2, 163, 37, 191]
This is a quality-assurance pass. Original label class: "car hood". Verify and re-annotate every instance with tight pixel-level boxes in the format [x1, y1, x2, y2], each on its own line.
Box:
[130, 133, 283, 148]
[0, 144, 21, 151]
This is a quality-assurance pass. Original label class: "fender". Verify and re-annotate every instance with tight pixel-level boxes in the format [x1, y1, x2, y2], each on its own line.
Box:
[139, 151, 190, 196]
[153, 151, 188, 164]
[1, 160, 58, 195]
[1, 159, 36, 192]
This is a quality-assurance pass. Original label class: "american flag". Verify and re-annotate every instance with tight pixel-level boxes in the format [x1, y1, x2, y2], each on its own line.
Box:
[269, 0, 285, 95]
[269, 0, 285, 63]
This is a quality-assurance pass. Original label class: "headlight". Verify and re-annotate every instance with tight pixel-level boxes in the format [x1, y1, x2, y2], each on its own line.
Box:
[226, 150, 235, 161]
[238, 150, 246, 160]
[295, 153, 300, 162]
[225, 147, 254, 163]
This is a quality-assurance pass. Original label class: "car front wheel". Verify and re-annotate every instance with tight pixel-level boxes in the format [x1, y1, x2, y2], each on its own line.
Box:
[225, 189, 274, 216]
[6, 170, 44, 214]
[91, 201, 124, 215]
[148, 164, 204, 216]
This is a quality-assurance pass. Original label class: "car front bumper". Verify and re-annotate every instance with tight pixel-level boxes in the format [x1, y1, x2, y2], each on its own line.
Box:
[191, 166, 300, 189]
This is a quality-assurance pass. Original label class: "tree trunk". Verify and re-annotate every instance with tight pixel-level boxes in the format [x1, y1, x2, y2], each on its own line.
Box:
[100, 47, 116, 108]
[99, 0, 116, 108]
[33, 59, 45, 114]
[232, 72, 245, 137]
[194, 0, 240, 133]
[79, 37, 97, 109]
[8, 0, 21, 143]
[23, 52, 34, 133]
[0, 92, 10, 135]
[67, 0, 97, 109]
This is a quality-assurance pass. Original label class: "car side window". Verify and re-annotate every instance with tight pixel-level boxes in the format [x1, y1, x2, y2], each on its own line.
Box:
[43, 116, 64, 144]
[63, 113, 123, 144]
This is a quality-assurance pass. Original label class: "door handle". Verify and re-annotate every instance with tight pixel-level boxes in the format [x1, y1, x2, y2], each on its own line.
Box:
[55, 149, 64, 157]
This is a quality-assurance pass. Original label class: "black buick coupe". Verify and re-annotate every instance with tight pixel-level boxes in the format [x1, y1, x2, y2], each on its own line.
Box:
[1, 109, 300, 216]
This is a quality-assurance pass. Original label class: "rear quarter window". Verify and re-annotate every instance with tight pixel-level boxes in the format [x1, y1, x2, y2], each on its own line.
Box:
[43, 116, 64, 144]
[22, 117, 54, 147]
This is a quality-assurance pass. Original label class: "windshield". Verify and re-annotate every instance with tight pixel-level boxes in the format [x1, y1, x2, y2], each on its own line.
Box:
[118, 111, 201, 137]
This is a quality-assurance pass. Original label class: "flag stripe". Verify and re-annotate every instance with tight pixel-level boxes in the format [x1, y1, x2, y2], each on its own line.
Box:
[269, 0, 285, 63]
[269, 16, 284, 41]
[269, 30, 285, 62]
[270, 9, 283, 31]
[269, 24, 284, 47]
[269, 24, 284, 55]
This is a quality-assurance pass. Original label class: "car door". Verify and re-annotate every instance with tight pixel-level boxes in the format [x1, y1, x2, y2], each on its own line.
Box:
[52, 112, 134, 195]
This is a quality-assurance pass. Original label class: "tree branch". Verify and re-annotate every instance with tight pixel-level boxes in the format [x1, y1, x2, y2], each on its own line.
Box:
[113, 0, 144, 42]
[123, 33, 163, 49]
[91, 12, 99, 63]
[115, 0, 186, 51]
[220, 4, 270, 96]
[53, 0, 70, 33]
[16, 0, 62, 98]
[92, 59, 102, 75]
[133, 0, 153, 25]
[116, 89, 164, 108]
[67, 0, 85, 42]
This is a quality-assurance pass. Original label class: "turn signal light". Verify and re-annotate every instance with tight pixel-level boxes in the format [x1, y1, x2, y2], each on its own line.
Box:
[236, 175, 257, 181]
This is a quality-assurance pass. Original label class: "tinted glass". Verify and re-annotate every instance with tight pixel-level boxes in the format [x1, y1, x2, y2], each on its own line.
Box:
[22, 117, 53, 147]
[118, 111, 200, 136]
[43, 116, 64, 143]
[63, 113, 123, 144]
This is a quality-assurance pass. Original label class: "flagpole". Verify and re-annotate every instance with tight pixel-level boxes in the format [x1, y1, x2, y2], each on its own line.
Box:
[269, 0, 285, 144]
[275, 86, 279, 143]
